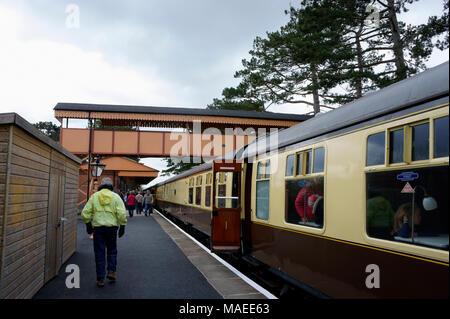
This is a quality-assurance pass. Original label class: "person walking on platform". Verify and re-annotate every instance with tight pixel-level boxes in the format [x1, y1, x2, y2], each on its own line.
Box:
[143, 190, 154, 216]
[81, 177, 127, 288]
[126, 190, 136, 217]
[135, 191, 144, 215]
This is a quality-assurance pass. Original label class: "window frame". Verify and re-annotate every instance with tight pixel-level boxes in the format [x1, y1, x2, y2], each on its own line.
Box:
[283, 145, 326, 230]
[432, 115, 449, 159]
[367, 117, 447, 169]
[409, 120, 430, 163]
[388, 126, 406, 166]
[285, 146, 326, 178]
[285, 154, 295, 177]
[363, 111, 449, 258]
[366, 131, 386, 167]
[255, 159, 271, 221]
[195, 186, 202, 206]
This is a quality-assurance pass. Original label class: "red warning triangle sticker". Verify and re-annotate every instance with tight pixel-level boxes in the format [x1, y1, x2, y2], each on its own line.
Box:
[401, 182, 415, 193]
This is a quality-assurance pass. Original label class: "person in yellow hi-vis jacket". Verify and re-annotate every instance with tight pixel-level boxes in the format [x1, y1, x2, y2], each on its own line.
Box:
[82, 177, 127, 287]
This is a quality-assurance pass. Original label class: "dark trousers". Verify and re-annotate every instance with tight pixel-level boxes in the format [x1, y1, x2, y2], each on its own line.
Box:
[136, 202, 143, 214]
[93, 226, 118, 280]
[144, 203, 152, 215]
[128, 205, 135, 217]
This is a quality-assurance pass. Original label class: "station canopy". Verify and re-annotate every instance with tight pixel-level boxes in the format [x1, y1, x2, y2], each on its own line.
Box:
[54, 102, 311, 130]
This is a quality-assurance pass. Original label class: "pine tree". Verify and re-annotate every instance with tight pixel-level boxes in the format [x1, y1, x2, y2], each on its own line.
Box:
[207, 85, 265, 111]
[161, 157, 204, 176]
[208, 0, 448, 114]
[229, 0, 353, 114]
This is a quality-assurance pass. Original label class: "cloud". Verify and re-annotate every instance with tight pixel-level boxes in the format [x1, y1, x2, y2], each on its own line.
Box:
[0, 4, 182, 124]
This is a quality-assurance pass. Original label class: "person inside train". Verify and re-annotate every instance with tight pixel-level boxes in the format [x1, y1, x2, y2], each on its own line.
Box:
[392, 202, 421, 238]
[393, 200, 440, 238]
[295, 178, 323, 225]
[366, 192, 395, 240]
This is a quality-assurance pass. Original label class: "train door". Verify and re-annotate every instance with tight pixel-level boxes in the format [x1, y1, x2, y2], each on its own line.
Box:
[211, 161, 242, 251]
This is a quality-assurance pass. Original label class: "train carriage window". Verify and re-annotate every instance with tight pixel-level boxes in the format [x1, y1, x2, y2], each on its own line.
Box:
[217, 184, 226, 208]
[205, 173, 212, 207]
[412, 123, 429, 161]
[256, 180, 270, 220]
[305, 151, 312, 174]
[285, 148, 325, 228]
[265, 160, 271, 177]
[188, 187, 193, 204]
[257, 162, 264, 179]
[366, 132, 385, 166]
[286, 155, 295, 177]
[434, 116, 449, 158]
[313, 147, 325, 173]
[296, 153, 303, 175]
[366, 166, 449, 250]
[215, 171, 239, 209]
[256, 160, 270, 220]
[195, 186, 202, 205]
[205, 186, 211, 207]
[389, 129, 404, 164]
[285, 177, 324, 228]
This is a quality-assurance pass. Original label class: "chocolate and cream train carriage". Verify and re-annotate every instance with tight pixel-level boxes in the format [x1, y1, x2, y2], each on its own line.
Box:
[154, 62, 449, 298]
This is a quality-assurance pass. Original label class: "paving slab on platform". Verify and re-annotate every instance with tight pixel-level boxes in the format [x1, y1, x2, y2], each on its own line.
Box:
[152, 212, 268, 299]
[33, 215, 222, 299]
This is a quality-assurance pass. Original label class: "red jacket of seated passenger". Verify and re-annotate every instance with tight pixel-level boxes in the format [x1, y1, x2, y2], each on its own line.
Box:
[295, 184, 318, 220]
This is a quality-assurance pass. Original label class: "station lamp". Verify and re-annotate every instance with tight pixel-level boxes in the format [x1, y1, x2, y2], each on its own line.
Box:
[90, 156, 106, 181]
[411, 185, 438, 243]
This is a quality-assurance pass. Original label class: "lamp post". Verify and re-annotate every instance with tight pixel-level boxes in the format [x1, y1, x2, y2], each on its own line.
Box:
[87, 156, 106, 201]
[90, 156, 106, 182]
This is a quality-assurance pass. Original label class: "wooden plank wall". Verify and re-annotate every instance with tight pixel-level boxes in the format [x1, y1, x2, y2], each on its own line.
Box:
[0, 125, 80, 299]
[63, 160, 78, 263]
[0, 125, 11, 283]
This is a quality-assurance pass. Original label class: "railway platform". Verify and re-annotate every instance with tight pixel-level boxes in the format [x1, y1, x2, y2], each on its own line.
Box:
[33, 211, 270, 299]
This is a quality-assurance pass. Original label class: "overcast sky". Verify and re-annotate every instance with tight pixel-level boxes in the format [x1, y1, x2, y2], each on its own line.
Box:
[0, 0, 448, 184]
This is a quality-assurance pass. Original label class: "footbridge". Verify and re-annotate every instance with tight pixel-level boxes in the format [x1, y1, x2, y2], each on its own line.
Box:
[55, 103, 311, 158]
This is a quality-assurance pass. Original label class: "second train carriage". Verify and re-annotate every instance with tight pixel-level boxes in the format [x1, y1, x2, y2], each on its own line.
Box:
[154, 61, 449, 298]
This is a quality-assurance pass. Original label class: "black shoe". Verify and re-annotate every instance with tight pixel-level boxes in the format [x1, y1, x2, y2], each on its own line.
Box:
[97, 279, 105, 287]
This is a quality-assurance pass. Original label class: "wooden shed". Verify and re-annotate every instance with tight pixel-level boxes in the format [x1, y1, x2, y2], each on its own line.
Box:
[0, 113, 81, 299]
